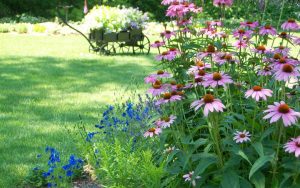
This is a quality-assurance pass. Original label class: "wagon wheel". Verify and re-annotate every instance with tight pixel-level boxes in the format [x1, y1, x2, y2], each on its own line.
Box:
[100, 42, 116, 55]
[89, 44, 100, 53]
[116, 42, 131, 54]
[132, 35, 150, 55]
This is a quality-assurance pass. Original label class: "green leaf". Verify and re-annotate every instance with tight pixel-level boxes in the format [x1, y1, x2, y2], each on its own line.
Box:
[221, 170, 240, 188]
[250, 172, 265, 188]
[260, 126, 275, 141]
[249, 155, 273, 179]
[252, 142, 264, 157]
[194, 155, 217, 175]
[236, 149, 252, 165]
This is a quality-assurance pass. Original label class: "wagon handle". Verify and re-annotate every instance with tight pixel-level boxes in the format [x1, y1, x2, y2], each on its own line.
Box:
[56, 6, 98, 51]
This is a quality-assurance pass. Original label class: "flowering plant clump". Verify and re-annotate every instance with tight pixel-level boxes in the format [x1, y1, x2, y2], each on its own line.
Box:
[145, 0, 300, 187]
[83, 5, 149, 33]
[25, 147, 84, 187]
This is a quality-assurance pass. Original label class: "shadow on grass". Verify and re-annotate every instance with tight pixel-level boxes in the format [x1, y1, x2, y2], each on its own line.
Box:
[0, 54, 155, 187]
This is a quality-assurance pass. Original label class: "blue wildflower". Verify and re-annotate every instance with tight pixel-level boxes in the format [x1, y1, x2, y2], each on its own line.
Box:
[66, 170, 73, 177]
[86, 132, 98, 142]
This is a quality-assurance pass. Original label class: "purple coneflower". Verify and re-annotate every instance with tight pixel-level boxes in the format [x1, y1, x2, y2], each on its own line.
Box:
[263, 101, 300, 127]
[213, 52, 236, 65]
[156, 51, 176, 61]
[253, 45, 269, 54]
[144, 127, 162, 137]
[151, 40, 165, 48]
[161, 30, 176, 39]
[245, 86, 273, 101]
[155, 92, 183, 106]
[147, 80, 165, 96]
[240, 21, 259, 29]
[273, 46, 290, 56]
[234, 40, 248, 49]
[233, 28, 253, 39]
[284, 136, 300, 157]
[197, 44, 217, 59]
[187, 60, 211, 74]
[274, 63, 300, 82]
[183, 171, 201, 187]
[191, 94, 226, 116]
[233, 130, 251, 143]
[257, 66, 273, 76]
[259, 25, 277, 36]
[213, 0, 233, 7]
[281, 19, 299, 31]
[202, 72, 233, 88]
[156, 115, 177, 128]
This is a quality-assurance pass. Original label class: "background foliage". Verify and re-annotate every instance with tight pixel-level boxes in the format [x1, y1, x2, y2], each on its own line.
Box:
[0, 0, 299, 23]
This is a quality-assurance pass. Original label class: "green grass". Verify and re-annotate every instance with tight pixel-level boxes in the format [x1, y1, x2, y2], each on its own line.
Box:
[0, 34, 156, 187]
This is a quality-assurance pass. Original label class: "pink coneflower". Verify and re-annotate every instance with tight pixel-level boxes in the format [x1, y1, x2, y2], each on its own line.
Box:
[144, 75, 157, 84]
[272, 57, 298, 69]
[213, 52, 236, 65]
[210, 20, 222, 27]
[168, 48, 181, 56]
[240, 21, 259, 29]
[144, 127, 162, 137]
[263, 101, 300, 127]
[293, 36, 300, 45]
[213, 0, 233, 7]
[147, 80, 166, 96]
[197, 44, 217, 59]
[194, 69, 207, 79]
[278, 32, 291, 40]
[191, 94, 226, 116]
[257, 66, 273, 76]
[151, 40, 165, 48]
[273, 46, 290, 56]
[177, 18, 192, 27]
[202, 72, 233, 88]
[233, 28, 253, 39]
[161, 30, 176, 39]
[187, 60, 211, 74]
[259, 25, 277, 36]
[274, 63, 300, 82]
[281, 19, 299, 31]
[284, 136, 300, 157]
[156, 115, 177, 128]
[183, 171, 201, 186]
[155, 92, 183, 106]
[245, 86, 273, 101]
[253, 45, 269, 54]
[156, 51, 176, 61]
[234, 40, 248, 49]
[233, 130, 251, 143]
[154, 70, 172, 78]
[192, 77, 204, 87]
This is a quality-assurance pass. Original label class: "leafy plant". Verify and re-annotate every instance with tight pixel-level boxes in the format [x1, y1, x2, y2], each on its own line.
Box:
[16, 24, 28, 34]
[33, 24, 46, 33]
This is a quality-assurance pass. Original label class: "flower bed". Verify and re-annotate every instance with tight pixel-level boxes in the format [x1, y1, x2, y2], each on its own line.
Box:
[25, 0, 300, 187]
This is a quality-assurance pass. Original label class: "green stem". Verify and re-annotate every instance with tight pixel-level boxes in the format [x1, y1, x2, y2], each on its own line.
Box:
[276, 0, 286, 30]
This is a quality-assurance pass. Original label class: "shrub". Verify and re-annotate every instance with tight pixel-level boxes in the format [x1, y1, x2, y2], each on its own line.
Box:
[33, 24, 46, 33]
[16, 24, 28, 34]
[0, 24, 10, 33]
[83, 5, 149, 33]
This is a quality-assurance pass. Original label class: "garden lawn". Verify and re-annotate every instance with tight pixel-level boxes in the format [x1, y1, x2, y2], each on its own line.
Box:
[0, 33, 155, 187]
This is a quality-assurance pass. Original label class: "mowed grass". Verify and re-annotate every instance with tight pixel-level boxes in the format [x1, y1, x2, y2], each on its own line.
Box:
[0, 34, 156, 187]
